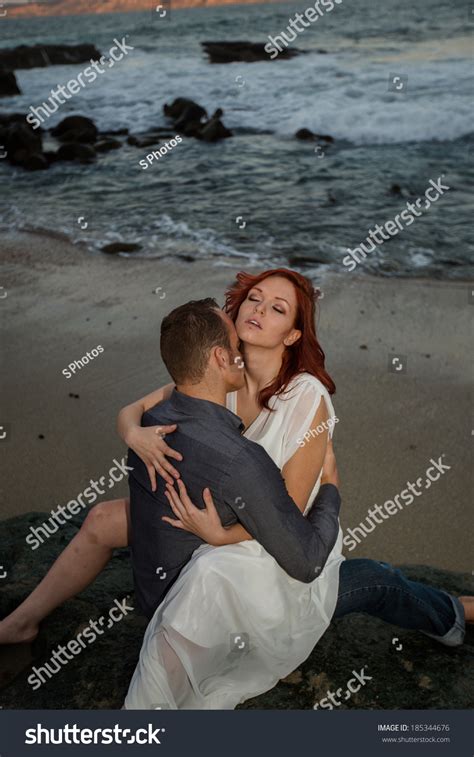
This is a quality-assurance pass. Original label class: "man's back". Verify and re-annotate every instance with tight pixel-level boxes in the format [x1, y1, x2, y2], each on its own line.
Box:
[129, 389, 248, 618]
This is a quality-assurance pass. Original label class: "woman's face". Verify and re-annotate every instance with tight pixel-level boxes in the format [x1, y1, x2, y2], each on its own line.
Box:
[235, 275, 301, 350]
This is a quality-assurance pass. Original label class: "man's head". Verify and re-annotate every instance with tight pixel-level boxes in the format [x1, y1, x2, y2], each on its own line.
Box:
[160, 298, 245, 393]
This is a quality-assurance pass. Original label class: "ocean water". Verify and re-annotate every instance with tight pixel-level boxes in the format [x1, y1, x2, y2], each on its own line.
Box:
[1, 0, 473, 278]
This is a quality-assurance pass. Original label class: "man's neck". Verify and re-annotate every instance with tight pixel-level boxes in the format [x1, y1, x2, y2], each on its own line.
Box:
[176, 379, 227, 407]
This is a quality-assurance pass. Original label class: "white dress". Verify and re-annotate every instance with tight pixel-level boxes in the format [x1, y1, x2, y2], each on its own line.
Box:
[125, 373, 344, 709]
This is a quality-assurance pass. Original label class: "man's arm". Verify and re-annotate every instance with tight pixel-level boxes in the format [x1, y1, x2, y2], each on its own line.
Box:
[222, 443, 341, 583]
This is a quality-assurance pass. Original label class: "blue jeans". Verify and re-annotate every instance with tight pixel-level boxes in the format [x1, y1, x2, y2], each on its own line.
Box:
[334, 559, 465, 646]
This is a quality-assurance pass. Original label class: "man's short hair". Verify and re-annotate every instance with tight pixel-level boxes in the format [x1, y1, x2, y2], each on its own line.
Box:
[160, 298, 232, 384]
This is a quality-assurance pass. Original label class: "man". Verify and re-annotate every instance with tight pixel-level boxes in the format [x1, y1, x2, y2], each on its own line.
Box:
[128, 298, 342, 619]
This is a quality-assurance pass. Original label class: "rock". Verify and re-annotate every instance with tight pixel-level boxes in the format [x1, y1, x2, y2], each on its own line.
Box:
[0, 68, 21, 97]
[0, 119, 47, 169]
[163, 98, 207, 123]
[295, 128, 316, 141]
[174, 105, 208, 132]
[0, 511, 472, 709]
[51, 116, 98, 144]
[101, 128, 129, 137]
[127, 131, 176, 147]
[201, 41, 303, 63]
[295, 128, 334, 142]
[390, 183, 403, 196]
[100, 242, 141, 254]
[0, 113, 35, 127]
[180, 119, 205, 138]
[95, 139, 122, 152]
[164, 100, 231, 142]
[9, 149, 49, 171]
[55, 142, 96, 163]
[126, 134, 161, 148]
[198, 116, 232, 142]
[1, 121, 42, 155]
[0, 44, 102, 70]
[163, 98, 208, 136]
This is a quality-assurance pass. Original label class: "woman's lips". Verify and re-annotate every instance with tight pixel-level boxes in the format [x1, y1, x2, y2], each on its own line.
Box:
[245, 319, 262, 329]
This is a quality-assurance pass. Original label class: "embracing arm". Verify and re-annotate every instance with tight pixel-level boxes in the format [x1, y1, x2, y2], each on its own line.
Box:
[117, 383, 174, 444]
[117, 383, 181, 489]
[218, 396, 330, 543]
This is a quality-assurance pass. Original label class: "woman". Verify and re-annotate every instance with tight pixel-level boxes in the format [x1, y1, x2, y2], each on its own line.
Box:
[0, 269, 470, 703]
[124, 270, 344, 708]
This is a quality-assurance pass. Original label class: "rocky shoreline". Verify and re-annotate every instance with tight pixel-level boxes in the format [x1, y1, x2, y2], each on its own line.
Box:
[0, 41, 333, 174]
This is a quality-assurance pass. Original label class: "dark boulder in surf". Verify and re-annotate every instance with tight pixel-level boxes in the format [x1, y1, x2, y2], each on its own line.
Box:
[0, 68, 21, 97]
[55, 142, 96, 163]
[202, 41, 303, 63]
[0, 118, 47, 169]
[164, 98, 207, 126]
[0, 44, 102, 70]
[164, 99, 232, 141]
[51, 116, 98, 144]
[295, 128, 334, 142]
[198, 110, 233, 142]
[95, 139, 122, 152]
[100, 242, 142, 254]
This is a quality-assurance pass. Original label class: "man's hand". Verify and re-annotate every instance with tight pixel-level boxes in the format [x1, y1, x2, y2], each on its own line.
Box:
[321, 439, 339, 488]
[162, 479, 228, 546]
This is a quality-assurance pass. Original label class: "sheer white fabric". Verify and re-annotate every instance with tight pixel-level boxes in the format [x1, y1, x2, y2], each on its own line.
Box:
[125, 373, 344, 709]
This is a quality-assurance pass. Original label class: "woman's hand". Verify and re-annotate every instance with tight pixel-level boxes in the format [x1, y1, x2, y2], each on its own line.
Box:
[126, 425, 183, 490]
[162, 480, 227, 546]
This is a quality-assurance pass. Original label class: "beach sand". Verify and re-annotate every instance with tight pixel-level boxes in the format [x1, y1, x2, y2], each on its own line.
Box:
[0, 230, 471, 571]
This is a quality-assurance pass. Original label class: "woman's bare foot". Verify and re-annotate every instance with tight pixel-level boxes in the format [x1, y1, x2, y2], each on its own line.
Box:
[459, 597, 474, 623]
[0, 612, 39, 645]
[0, 498, 130, 647]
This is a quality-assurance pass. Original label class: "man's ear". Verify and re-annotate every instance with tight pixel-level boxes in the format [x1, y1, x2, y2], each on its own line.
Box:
[213, 345, 229, 369]
[284, 329, 301, 347]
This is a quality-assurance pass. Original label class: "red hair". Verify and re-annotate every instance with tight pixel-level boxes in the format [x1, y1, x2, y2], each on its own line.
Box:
[224, 268, 335, 410]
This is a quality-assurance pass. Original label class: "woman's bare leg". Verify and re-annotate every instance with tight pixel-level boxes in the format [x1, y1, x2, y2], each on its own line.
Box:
[460, 597, 474, 622]
[0, 498, 130, 644]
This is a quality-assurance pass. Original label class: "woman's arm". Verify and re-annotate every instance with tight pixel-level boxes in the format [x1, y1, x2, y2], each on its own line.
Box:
[117, 384, 174, 444]
[281, 397, 330, 513]
[117, 383, 182, 489]
[218, 398, 330, 542]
